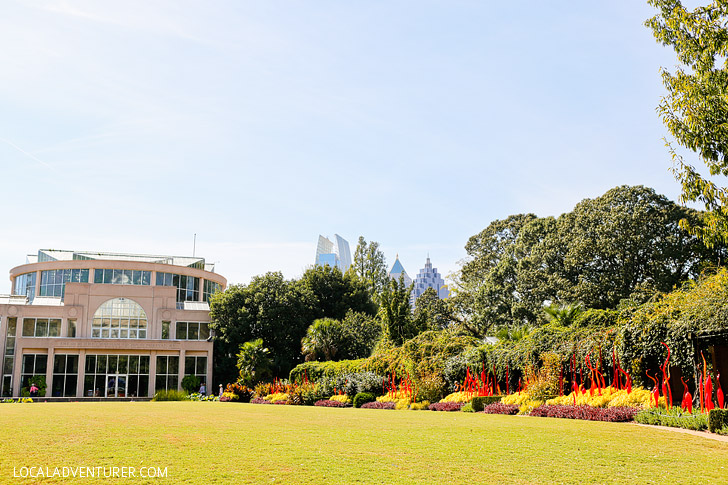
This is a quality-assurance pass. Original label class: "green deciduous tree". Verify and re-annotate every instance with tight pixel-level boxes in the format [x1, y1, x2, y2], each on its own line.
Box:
[352, 236, 389, 301]
[646, 1, 728, 246]
[301, 311, 382, 362]
[379, 276, 421, 345]
[413, 287, 457, 330]
[453, 185, 722, 337]
[209, 272, 317, 384]
[298, 264, 375, 320]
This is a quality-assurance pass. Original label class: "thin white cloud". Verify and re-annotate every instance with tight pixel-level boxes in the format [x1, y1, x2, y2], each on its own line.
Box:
[0, 138, 54, 169]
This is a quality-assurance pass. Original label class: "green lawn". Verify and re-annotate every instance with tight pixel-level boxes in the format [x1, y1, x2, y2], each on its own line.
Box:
[0, 402, 726, 484]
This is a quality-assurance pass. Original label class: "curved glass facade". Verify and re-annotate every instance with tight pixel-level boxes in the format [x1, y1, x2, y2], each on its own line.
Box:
[156, 272, 199, 303]
[94, 269, 151, 286]
[13, 272, 36, 302]
[40, 269, 89, 299]
[203, 280, 222, 302]
[92, 298, 148, 339]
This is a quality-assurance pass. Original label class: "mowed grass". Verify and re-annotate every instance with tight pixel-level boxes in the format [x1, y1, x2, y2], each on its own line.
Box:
[1, 402, 727, 484]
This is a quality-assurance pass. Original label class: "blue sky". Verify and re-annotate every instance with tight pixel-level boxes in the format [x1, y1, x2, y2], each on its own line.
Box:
[1, 1, 688, 288]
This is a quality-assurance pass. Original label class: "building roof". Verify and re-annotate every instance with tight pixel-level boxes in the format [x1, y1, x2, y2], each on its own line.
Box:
[390, 257, 406, 275]
[28, 249, 215, 272]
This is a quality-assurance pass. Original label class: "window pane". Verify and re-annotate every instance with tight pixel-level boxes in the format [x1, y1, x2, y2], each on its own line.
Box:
[118, 355, 128, 374]
[199, 323, 210, 340]
[196, 357, 207, 375]
[161, 321, 170, 340]
[65, 375, 77, 397]
[54, 355, 65, 373]
[185, 357, 194, 374]
[168, 357, 179, 375]
[3, 357, 13, 374]
[35, 355, 47, 374]
[85, 355, 95, 374]
[48, 320, 61, 337]
[155, 376, 166, 392]
[96, 355, 107, 374]
[94, 269, 103, 284]
[188, 323, 198, 341]
[67, 355, 79, 374]
[157, 356, 168, 373]
[108, 355, 118, 373]
[22, 319, 34, 337]
[139, 357, 150, 374]
[68, 319, 77, 338]
[176, 322, 187, 340]
[129, 356, 139, 374]
[35, 320, 48, 337]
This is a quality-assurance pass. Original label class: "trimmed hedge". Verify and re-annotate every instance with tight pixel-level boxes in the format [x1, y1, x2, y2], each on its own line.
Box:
[353, 392, 376, 408]
[708, 409, 728, 433]
[289, 359, 365, 383]
[635, 408, 708, 431]
[471, 396, 502, 412]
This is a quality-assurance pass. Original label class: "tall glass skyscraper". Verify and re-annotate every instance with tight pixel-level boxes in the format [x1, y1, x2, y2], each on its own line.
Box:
[315, 234, 352, 273]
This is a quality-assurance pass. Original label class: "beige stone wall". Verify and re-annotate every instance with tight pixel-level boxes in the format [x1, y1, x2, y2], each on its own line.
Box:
[1, 259, 223, 398]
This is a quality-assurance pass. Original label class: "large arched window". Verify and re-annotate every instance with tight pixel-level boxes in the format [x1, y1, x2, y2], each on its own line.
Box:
[92, 298, 148, 339]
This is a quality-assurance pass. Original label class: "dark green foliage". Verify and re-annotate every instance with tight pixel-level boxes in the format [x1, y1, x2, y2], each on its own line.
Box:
[708, 409, 728, 433]
[181, 375, 201, 394]
[353, 392, 376, 408]
[379, 276, 421, 345]
[22, 375, 47, 397]
[289, 359, 366, 383]
[209, 272, 318, 384]
[352, 236, 389, 301]
[237, 338, 274, 386]
[646, 1, 728, 246]
[301, 318, 346, 362]
[470, 396, 502, 412]
[414, 287, 456, 330]
[298, 265, 376, 320]
[453, 186, 721, 337]
[301, 311, 382, 362]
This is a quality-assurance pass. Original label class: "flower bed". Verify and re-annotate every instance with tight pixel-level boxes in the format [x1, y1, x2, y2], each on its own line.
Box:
[250, 397, 272, 404]
[545, 386, 658, 409]
[482, 402, 519, 415]
[530, 405, 639, 422]
[429, 402, 464, 412]
[361, 401, 395, 410]
[314, 399, 351, 408]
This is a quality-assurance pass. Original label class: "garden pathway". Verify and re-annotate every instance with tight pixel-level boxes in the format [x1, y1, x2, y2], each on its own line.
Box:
[633, 423, 728, 443]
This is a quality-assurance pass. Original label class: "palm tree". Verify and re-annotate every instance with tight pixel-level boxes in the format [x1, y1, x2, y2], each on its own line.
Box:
[543, 302, 584, 326]
[236, 338, 273, 385]
[301, 318, 345, 361]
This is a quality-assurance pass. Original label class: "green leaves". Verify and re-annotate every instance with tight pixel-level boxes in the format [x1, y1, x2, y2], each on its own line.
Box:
[453, 185, 722, 337]
[647, 1, 728, 244]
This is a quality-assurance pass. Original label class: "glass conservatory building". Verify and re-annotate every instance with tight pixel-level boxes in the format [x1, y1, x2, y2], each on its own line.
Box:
[0, 250, 226, 399]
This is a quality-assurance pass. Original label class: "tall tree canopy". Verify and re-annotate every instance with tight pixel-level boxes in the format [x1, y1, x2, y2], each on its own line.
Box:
[646, 1, 728, 246]
[298, 265, 376, 320]
[379, 276, 421, 345]
[209, 272, 317, 385]
[454, 185, 722, 337]
[352, 236, 388, 301]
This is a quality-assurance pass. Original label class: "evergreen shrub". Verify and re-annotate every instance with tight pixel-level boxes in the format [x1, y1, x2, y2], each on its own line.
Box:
[353, 392, 376, 408]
